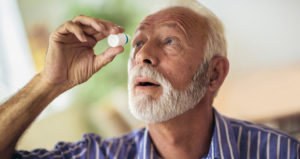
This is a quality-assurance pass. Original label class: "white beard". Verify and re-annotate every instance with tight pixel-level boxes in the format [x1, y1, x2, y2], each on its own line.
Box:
[128, 61, 209, 123]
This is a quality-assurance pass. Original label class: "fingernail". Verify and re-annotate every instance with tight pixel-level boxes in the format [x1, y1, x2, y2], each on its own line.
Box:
[112, 27, 119, 32]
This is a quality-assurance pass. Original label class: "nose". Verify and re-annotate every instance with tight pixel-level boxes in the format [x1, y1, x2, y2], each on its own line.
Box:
[135, 42, 158, 66]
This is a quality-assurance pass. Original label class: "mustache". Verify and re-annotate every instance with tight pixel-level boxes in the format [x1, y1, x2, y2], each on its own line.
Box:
[128, 65, 169, 86]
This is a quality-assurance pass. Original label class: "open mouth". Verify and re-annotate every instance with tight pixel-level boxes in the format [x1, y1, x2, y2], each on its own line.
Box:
[138, 82, 160, 86]
[135, 77, 160, 87]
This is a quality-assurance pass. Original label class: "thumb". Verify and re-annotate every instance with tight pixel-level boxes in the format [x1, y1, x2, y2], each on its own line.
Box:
[93, 46, 124, 72]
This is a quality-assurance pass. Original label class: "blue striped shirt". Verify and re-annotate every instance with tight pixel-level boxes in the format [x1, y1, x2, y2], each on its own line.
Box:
[14, 109, 300, 159]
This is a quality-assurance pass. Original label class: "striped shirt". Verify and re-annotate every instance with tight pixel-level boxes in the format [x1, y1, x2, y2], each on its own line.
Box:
[14, 109, 300, 159]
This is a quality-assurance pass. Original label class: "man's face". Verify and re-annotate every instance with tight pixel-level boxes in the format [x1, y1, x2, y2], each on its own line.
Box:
[127, 7, 210, 123]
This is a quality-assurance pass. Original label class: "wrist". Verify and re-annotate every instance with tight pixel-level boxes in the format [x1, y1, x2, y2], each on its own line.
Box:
[36, 73, 68, 96]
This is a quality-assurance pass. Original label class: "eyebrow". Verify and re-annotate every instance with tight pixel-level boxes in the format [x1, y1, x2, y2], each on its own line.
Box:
[134, 21, 189, 43]
[158, 22, 188, 39]
[135, 23, 150, 33]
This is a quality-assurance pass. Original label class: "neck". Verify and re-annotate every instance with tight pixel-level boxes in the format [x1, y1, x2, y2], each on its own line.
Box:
[147, 96, 214, 159]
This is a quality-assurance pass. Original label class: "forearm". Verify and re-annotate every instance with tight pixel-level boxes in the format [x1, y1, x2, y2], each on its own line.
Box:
[0, 15, 124, 158]
[0, 73, 65, 157]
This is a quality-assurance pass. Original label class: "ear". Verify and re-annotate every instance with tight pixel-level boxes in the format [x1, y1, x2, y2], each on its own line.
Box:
[207, 56, 229, 92]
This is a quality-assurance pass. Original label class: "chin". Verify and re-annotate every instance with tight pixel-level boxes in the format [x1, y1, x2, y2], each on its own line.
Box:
[128, 91, 199, 123]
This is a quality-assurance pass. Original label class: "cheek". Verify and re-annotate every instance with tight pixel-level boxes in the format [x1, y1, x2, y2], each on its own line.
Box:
[163, 45, 182, 56]
[160, 60, 194, 90]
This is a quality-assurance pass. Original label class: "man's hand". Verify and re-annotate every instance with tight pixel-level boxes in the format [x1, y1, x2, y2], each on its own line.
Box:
[41, 15, 125, 90]
[0, 15, 125, 158]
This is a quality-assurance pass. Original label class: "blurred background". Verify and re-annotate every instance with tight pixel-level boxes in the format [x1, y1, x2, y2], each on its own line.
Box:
[0, 0, 299, 150]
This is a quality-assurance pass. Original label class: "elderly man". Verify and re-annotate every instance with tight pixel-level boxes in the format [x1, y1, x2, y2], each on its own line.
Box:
[0, 1, 299, 159]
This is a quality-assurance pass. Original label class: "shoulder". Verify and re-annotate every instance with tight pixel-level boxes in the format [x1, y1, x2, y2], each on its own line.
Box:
[223, 116, 300, 158]
[226, 116, 299, 144]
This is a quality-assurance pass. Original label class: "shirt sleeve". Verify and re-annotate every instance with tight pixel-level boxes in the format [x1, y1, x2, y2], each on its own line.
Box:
[13, 134, 95, 159]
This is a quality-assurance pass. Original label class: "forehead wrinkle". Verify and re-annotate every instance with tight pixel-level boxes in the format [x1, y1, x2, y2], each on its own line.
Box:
[135, 7, 209, 51]
[158, 22, 189, 41]
[142, 8, 207, 42]
[167, 13, 202, 39]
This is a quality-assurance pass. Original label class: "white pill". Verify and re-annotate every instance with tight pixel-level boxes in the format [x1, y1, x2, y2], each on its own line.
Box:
[107, 33, 130, 47]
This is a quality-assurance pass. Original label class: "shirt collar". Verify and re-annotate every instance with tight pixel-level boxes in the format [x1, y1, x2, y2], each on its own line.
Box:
[137, 108, 240, 159]
[137, 127, 160, 159]
[212, 108, 240, 159]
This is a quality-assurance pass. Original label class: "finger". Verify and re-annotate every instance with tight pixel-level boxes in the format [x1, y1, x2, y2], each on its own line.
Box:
[57, 21, 87, 42]
[53, 32, 97, 48]
[117, 26, 125, 33]
[72, 15, 102, 32]
[82, 26, 106, 41]
[109, 26, 125, 34]
[83, 25, 124, 41]
[73, 15, 125, 41]
[94, 32, 113, 41]
[93, 46, 124, 72]
[97, 19, 124, 35]
[109, 27, 121, 34]
[82, 26, 98, 35]
[76, 35, 97, 47]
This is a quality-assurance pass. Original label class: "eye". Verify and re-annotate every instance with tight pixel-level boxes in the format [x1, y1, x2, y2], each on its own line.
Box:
[166, 38, 174, 45]
[134, 41, 143, 48]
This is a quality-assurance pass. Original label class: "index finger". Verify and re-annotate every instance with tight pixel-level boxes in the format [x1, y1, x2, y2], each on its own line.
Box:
[72, 15, 125, 36]
[72, 15, 103, 32]
[98, 19, 125, 35]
